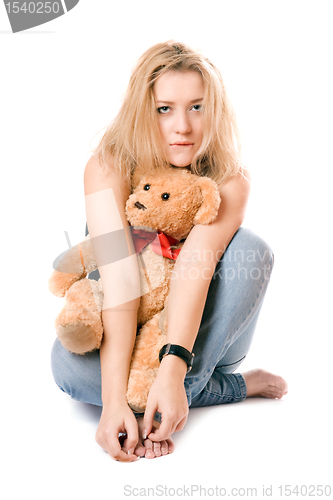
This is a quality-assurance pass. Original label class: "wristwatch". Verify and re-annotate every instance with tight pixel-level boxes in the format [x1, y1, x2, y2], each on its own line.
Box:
[159, 343, 194, 373]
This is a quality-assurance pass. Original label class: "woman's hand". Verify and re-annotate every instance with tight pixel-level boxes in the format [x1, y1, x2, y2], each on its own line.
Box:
[95, 400, 140, 462]
[143, 355, 189, 442]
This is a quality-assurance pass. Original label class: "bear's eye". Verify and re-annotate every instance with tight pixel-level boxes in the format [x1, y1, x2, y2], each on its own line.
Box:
[161, 193, 170, 201]
[143, 184, 150, 191]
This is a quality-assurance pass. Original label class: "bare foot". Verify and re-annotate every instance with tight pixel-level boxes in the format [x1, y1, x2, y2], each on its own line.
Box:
[134, 417, 174, 459]
[242, 368, 288, 399]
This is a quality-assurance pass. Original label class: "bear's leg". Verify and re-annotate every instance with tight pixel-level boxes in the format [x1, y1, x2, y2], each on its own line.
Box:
[55, 279, 104, 354]
[126, 313, 166, 413]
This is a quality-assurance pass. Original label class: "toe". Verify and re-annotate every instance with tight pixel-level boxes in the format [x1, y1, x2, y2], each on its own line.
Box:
[153, 442, 162, 457]
[264, 386, 285, 399]
[160, 440, 169, 456]
[144, 439, 155, 459]
[134, 443, 146, 457]
[166, 438, 175, 454]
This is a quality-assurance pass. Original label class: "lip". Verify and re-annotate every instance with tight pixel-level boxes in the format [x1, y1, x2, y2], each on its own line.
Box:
[170, 142, 194, 148]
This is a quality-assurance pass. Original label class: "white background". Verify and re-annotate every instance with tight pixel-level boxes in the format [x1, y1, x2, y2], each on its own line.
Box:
[1, 1, 332, 499]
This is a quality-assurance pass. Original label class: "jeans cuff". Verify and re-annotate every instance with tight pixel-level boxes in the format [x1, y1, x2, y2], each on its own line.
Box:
[133, 410, 162, 424]
[234, 372, 247, 399]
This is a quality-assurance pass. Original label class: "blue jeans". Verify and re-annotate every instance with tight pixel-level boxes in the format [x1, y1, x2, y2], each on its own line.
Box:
[51, 227, 274, 415]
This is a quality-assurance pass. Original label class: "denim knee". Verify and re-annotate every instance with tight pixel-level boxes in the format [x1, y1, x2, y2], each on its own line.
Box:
[51, 338, 73, 395]
[228, 227, 274, 281]
[50, 338, 102, 405]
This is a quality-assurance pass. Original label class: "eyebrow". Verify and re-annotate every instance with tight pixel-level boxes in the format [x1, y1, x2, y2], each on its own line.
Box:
[155, 98, 204, 105]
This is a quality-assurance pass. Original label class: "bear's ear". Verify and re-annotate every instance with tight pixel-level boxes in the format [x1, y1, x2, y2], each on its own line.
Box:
[193, 177, 221, 225]
[131, 164, 161, 192]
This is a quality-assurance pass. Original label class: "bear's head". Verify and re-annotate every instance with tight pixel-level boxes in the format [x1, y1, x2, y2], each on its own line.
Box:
[125, 169, 221, 241]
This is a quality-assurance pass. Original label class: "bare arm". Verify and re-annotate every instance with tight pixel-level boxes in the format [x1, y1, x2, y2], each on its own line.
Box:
[144, 169, 251, 440]
[166, 168, 250, 350]
[84, 156, 140, 462]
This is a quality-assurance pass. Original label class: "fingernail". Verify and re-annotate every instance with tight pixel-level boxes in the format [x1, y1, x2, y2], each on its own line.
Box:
[142, 429, 147, 440]
[127, 448, 134, 455]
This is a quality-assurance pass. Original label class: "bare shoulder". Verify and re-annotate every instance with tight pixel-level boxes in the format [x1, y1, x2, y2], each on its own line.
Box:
[84, 155, 132, 237]
[216, 167, 251, 225]
[218, 166, 251, 199]
[84, 155, 131, 204]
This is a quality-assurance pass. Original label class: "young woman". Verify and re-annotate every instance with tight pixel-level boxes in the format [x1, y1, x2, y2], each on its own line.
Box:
[51, 40, 288, 462]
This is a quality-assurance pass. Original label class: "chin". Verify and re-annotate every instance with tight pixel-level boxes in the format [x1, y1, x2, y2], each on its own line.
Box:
[169, 159, 193, 168]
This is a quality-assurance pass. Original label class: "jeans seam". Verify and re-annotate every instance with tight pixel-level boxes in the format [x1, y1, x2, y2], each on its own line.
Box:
[231, 257, 273, 343]
[203, 390, 241, 401]
[215, 355, 246, 369]
[197, 388, 243, 403]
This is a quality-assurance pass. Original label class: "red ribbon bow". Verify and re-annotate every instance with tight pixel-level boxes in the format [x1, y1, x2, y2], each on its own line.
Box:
[131, 228, 181, 260]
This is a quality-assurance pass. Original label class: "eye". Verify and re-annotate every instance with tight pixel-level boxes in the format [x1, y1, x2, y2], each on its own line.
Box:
[191, 104, 202, 111]
[161, 193, 170, 201]
[143, 184, 150, 191]
[157, 106, 171, 114]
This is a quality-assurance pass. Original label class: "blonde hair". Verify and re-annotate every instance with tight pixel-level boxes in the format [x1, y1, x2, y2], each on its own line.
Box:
[93, 40, 242, 185]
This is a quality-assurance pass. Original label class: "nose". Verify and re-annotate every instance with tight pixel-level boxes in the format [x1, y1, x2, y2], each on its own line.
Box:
[175, 111, 191, 134]
[135, 201, 147, 210]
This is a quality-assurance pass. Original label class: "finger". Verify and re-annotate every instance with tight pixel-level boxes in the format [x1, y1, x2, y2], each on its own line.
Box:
[143, 403, 158, 440]
[114, 449, 140, 462]
[174, 414, 188, 433]
[121, 436, 135, 456]
[96, 433, 139, 463]
[123, 417, 139, 455]
[148, 417, 174, 442]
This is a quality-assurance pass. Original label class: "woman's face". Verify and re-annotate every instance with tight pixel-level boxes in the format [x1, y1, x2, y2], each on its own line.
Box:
[153, 70, 204, 168]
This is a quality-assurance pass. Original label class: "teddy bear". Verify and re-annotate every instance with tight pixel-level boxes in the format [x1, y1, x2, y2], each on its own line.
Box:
[49, 167, 221, 411]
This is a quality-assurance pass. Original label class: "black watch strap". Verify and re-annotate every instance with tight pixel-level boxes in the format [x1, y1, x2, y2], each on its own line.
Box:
[159, 343, 194, 373]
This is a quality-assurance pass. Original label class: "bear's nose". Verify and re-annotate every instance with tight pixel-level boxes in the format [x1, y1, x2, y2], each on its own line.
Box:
[134, 201, 147, 210]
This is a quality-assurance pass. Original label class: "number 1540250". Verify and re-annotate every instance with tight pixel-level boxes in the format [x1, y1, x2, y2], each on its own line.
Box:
[5, 2, 61, 14]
